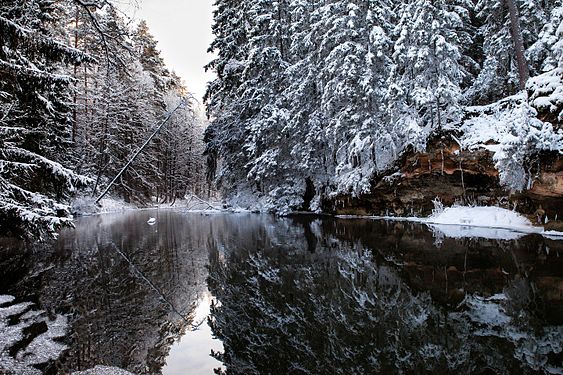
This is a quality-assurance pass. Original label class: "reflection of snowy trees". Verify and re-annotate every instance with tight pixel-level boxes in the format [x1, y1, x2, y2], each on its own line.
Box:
[1, 213, 561, 374]
[0, 211, 209, 374]
[206, 217, 563, 374]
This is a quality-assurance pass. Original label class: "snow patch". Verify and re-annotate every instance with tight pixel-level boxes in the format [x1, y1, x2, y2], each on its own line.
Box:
[72, 196, 140, 216]
[71, 366, 135, 375]
[426, 206, 536, 232]
[0, 297, 68, 375]
[0, 295, 15, 305]
[542, 230, 563, 239]
[426, 205, 548, 240]
[338, 205, 549, 240]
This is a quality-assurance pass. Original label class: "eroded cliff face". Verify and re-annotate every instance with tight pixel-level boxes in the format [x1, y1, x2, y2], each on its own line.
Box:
[324, 133, 562, 220]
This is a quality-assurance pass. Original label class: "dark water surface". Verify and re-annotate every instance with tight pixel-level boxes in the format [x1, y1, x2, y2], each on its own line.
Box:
[0, 210, 562, 374]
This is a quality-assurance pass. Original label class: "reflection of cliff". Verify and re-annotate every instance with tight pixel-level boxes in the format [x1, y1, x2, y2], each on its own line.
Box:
[0, 211, 210, 375]
[330, 219, 563, 323]
[207, 217, 563, 374]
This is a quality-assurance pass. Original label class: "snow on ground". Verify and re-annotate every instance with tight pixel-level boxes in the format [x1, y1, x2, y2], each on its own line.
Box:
[0, 297, 68, 375]
[72, 194, 227, 216]
[427, 205, 563, 240]
[426, 206, 538, 232]
[71, 366, 135, 375]
[164, 195, 225, 212]
[0, 297, 133, 375]
[72, 196, 141, 216]
[0, 295, 15, 305]
[338, 205, 561, 240]
[543, 230, 563, 239]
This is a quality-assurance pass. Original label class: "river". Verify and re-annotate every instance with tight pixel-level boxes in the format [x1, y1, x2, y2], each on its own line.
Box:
[0, 210, 562, 374]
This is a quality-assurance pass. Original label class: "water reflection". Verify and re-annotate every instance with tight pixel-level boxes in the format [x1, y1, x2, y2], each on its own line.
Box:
[163, 291, 223, 375]
[0, 210, 212, 374]
[0, 212, 561, 374]
[206, 217, 563, 374]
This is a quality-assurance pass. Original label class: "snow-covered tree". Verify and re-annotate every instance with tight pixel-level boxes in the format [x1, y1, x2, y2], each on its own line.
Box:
[204, 0, 252, 191]
[388, 0, 466, 144]
[319, 0, 397, 195]
[64, 5, 206, 204]
[0, 0, 91, 238]
[133, 20, 174, 103]
[206, 0, 299, 211]
[469, 0, 557, 102]
[154, 89, 207, 203]
[203, 0, 562, 214]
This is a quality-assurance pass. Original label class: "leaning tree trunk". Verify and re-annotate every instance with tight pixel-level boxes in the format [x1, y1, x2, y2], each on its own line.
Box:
[505, 0, 529, 91]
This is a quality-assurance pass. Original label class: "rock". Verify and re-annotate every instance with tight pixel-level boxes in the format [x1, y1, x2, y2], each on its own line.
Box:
[545, 221, 563, 232]
[324, 132, 562, 219]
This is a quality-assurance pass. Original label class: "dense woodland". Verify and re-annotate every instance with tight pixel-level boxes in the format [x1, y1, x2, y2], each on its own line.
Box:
[205, 0, 563, 213]
[0, 0, 207, 238]
[2, 0, 563, 239]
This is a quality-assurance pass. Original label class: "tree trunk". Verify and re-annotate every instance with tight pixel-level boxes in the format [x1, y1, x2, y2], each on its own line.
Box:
[505, 0, 529, 90]
[72, 6, 80, 142]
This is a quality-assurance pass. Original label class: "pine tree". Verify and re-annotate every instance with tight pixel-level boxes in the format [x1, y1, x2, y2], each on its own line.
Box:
[240, 0, 293, 207]
[75, 6, 162, 203]
[318, 0, 397, 194]
[0, 0, 91, 238]
[470, 0, 555, 102]
[388, 0, 465, 149]
[282, 0, 327, 208]
[156, 90, 205, 203]
[526, 2, 563, 73]
[133, 20, 172, 102]
[204, 0, 252, 192]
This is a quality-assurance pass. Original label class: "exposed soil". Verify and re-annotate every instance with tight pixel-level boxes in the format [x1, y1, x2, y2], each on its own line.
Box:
[323, 133, 562, 222]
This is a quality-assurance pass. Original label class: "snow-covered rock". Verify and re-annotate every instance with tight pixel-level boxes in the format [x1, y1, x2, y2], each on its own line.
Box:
[0, 297, 68, 375]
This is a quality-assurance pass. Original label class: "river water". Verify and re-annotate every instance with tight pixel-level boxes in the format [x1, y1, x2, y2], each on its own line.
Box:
[0, 210, 561, 374]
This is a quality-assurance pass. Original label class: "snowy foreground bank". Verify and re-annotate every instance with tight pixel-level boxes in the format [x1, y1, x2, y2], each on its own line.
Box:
[0, 295, 134, 375]
[340, 206, 562, 241]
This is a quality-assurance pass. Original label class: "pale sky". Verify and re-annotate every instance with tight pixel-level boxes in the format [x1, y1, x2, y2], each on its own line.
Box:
[125, 0, 216, 104]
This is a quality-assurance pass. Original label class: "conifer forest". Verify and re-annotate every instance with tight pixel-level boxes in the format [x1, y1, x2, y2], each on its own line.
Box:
[1, 0, 207, 239]
[205, 0, 562, 215]
[0, 1, 562, 374]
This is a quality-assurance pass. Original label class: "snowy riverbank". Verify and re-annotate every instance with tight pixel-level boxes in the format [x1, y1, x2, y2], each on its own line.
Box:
[71, 195, 227, 217]
[72, 197, 562, 241]
[339, 205, 562, 240]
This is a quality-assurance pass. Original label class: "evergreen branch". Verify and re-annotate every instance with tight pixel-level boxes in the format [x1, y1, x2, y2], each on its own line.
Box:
[0, 16, 95, 64]
[0, 60, 75, 83]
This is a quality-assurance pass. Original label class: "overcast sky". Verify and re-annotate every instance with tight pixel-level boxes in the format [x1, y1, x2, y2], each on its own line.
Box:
[126, 0, 216, 104]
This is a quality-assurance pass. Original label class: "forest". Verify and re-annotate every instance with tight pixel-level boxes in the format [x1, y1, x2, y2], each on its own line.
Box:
[1, 0, 563, 239]
[1, 1, 563, 374]
[0, 0, 207, 239]
[205, 0, 562, 215]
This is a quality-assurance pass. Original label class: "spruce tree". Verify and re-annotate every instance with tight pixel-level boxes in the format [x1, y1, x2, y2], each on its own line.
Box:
[0, 0, 91, 238]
